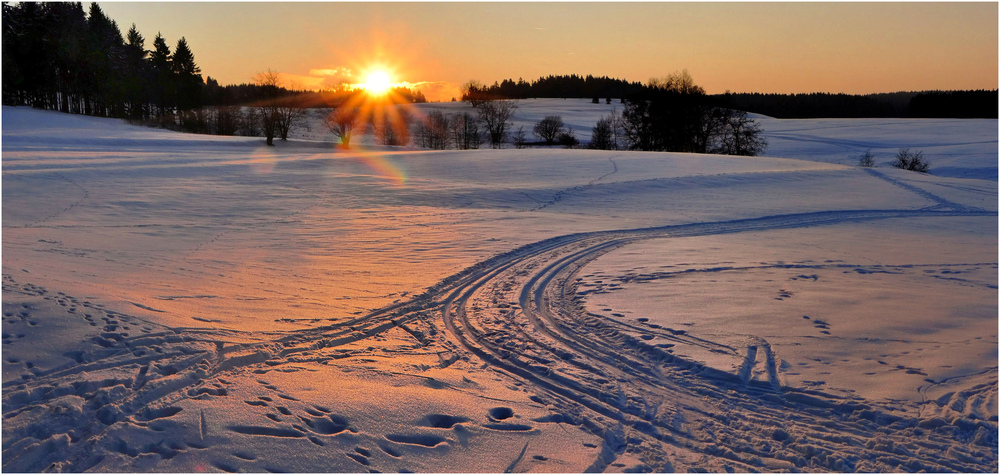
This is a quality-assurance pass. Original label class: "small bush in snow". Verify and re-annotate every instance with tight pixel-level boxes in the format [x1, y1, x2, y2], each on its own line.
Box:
[891, 148, 930, 173]
[557, 129, 579, 148]
[857, 150, 876, 168]
[513, 126, 528, 149]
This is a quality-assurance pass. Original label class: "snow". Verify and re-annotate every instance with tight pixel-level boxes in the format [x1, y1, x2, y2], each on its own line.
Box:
[757, 116, 999, 181]
[2, 102, 997, 472]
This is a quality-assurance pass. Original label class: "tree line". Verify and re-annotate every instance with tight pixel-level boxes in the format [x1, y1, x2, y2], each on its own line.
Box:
[461, 75, 645, 102]
[716, 90, 997, 119]
[2, 2, 204, 122]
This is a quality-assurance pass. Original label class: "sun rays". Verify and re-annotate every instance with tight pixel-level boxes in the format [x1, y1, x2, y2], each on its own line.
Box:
[321, 64, 427, 186]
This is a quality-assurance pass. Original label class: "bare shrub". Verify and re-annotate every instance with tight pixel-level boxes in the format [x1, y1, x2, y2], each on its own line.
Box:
[513, 126, 527, 149]
[557, 129, 578, 148]
[891, 148, 929, 173]
[857, 150, 876, 168]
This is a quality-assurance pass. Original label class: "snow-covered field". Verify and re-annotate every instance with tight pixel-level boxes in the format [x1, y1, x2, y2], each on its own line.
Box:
[2, 101, 997, 472]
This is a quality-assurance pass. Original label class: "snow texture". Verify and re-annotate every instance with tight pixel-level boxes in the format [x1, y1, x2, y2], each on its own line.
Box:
[2, 102, 997, 472]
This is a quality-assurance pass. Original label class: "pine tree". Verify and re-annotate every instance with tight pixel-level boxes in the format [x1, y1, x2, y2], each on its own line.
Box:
[172, 37, 203, 112]
[123, 24, 150, 119]
[86, 3, 125, 116]
[148, 32, 173, 118]
[171, 37, 200, 76]
[149, 32, 171, 71]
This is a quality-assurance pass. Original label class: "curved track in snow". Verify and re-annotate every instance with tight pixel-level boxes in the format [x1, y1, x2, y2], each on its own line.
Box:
[3, 207, 997, 472]
[428, 207, 997, 472]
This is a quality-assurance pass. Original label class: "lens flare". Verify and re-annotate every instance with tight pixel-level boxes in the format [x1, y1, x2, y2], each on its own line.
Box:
[321, 67, 427, 186]
[355, 152, 407, 186]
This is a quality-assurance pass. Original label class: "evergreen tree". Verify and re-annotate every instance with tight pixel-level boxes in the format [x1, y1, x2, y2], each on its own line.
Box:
[171, 37, 200, 76]
[123, 24, 150, 119]
[172, 37, 203, 112]
[86, 3, 126, 116]
[148, 32, 173, 117]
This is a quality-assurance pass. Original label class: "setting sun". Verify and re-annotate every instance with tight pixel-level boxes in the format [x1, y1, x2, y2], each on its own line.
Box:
[361, 70, 393, 95]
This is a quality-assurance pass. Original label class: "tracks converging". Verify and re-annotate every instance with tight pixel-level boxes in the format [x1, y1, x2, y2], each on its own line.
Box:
[3, 206, 997, 472]
[426, 206, 997, 471]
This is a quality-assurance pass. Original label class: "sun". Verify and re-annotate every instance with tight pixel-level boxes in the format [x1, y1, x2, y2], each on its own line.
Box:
[362, 70, 393, 95]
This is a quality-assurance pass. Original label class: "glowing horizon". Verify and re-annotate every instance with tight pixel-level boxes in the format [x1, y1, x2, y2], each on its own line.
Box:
[100, 3, 997, 102]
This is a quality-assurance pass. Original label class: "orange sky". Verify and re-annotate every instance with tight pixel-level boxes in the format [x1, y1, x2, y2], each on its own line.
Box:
[101, 2, 998, 102]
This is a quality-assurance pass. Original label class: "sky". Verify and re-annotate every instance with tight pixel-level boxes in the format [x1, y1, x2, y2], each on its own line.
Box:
[100, 2, 999, 102]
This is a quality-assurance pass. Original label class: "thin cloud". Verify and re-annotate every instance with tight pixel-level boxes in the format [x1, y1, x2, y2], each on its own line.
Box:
[309, 67, 354, 78]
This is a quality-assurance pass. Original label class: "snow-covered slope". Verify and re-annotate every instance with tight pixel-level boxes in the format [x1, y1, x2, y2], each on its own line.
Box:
[758, 116, 998, 180]
[2, 104, 996, 472]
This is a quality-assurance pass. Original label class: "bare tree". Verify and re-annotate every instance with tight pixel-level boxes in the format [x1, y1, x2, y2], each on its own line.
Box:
[252, 70, 307, 144]
[450, 112, 481, 150]
[276, 94, 306, 142]
[324, 106, 361, 147]
[476, 99, 518, 149]
[254, 69, 281, 146]
[533, 115, 564, 144]
[710, 109, 767, 156]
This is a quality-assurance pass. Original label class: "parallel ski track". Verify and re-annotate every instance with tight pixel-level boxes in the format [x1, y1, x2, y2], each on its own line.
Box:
[3, 207, 996, 472]
[431, 207, 997, 472]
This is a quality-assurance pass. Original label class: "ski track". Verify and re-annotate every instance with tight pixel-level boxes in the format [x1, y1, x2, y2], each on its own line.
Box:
[3, 200, 996, 472]
[530, 154, 620, 212]
[862, 168, 983, 212]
